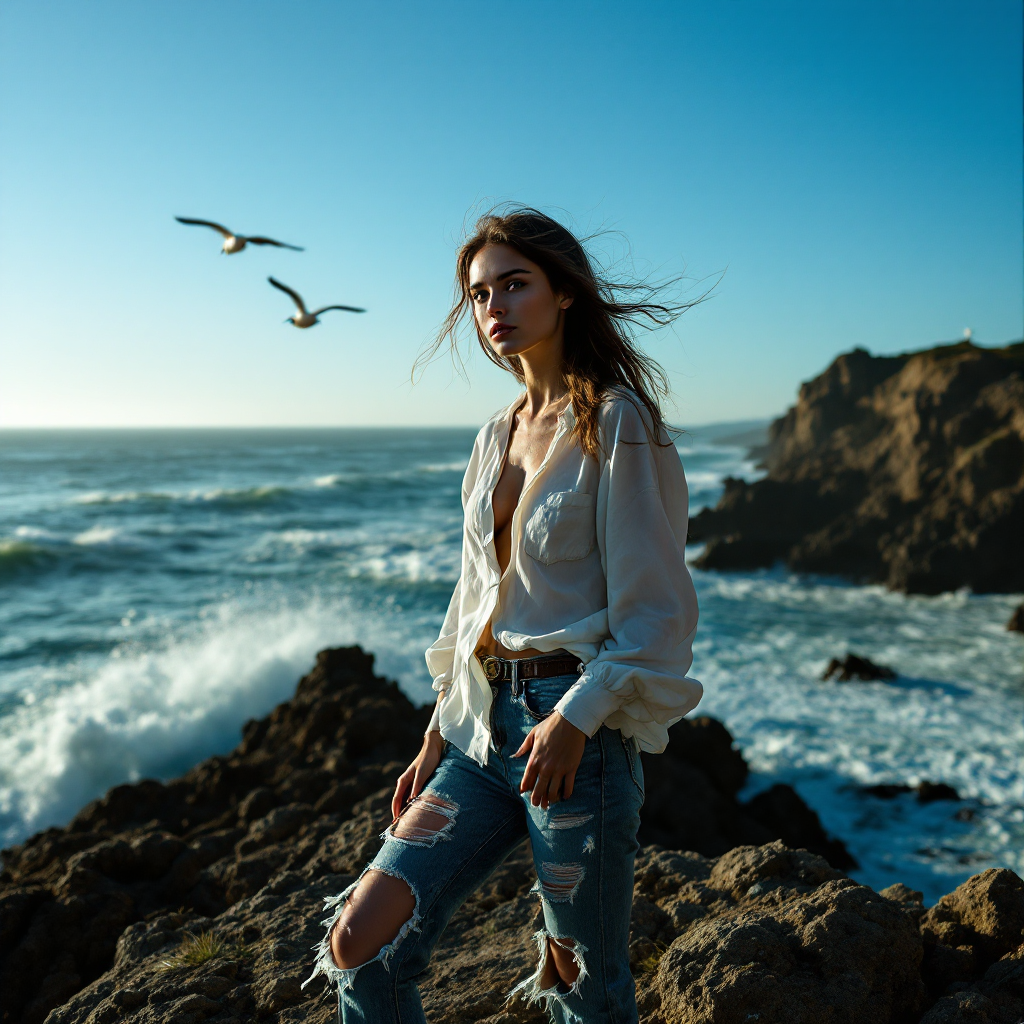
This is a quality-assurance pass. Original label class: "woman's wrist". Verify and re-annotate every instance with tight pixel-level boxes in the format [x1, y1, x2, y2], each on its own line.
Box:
[425, 691, 446, 736]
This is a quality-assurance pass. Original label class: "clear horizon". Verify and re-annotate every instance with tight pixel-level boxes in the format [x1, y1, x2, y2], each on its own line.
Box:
[1, 1, 1020, 429]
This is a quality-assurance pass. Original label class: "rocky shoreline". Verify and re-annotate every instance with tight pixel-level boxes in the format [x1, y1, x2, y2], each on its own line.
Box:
[2, 648, 1022, 1024]
[689, 340, 1024, 595]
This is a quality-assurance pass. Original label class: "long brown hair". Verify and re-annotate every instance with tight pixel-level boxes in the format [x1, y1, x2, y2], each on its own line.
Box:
[416, 206, 702, 457]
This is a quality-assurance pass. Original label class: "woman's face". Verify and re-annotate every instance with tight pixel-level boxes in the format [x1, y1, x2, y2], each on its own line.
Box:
[468, 243, 573, 363]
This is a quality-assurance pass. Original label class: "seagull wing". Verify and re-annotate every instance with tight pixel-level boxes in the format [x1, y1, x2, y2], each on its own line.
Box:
[313, 305, 367, 315]
[246, 236, 304, 251]
[268, 277, 307, 315]
[175, 217, 232, 238]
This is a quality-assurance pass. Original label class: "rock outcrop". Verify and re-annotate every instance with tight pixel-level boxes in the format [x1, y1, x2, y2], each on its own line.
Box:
[1, 649, 1021, 1024]
[689, 340, 1024, 594]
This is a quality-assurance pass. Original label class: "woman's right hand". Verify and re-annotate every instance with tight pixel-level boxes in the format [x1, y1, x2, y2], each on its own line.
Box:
[392, 730, 445, 819]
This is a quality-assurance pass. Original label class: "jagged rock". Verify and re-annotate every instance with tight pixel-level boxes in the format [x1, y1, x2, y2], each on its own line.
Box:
[639, 720, 854, 868]
[689, 340, 1024, 594]
[1008, 603, 1024, 633]
[919, 943, 1024, 1023]
[744, 782, 857, 869]
[0, 648, 429, 1024]
[920, 869, 1024, 970]
[2, 648, 1021, 1023]
[634, 843, 925, 1023]
[863, 781, 961, 804]
[916, 781, 961, 804]
[823, 653, 898, 681]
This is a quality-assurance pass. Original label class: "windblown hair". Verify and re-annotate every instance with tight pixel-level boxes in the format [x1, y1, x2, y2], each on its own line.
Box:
[417, 205, 700, 458]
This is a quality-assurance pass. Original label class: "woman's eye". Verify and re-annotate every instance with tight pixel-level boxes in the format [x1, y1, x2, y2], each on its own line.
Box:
[506, 280, 524, 291]
[471, 291, 487, 303]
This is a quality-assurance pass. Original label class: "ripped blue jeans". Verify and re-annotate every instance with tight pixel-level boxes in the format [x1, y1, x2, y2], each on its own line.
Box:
[306, 672, 645, 1024]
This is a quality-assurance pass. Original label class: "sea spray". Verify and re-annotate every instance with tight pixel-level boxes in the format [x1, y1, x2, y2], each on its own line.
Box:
[0, 595, 438, 846]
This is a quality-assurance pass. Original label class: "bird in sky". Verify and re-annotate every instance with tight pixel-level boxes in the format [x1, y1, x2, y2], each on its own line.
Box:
[268, 277, 366, 328]
[175, 217, 304, 254]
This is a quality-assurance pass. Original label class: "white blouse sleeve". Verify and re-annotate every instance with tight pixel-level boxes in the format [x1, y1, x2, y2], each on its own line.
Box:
[553, 398, 701, 746]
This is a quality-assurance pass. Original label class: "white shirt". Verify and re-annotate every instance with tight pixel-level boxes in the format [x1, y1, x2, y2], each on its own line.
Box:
[426, 390, 702, 764]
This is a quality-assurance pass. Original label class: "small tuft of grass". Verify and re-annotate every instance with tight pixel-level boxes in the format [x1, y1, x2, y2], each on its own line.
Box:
[637, 951, 664, 975]
[158, 931, 250, 972]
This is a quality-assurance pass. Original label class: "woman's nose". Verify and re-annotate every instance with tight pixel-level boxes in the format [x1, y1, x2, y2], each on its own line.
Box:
[486, 294, 506, 318]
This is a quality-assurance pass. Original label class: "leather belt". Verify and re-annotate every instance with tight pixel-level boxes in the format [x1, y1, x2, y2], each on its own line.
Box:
[479, 653, 585, 689]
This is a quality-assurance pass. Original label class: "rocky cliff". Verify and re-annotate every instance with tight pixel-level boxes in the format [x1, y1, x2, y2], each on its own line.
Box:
[689, 340, 1024, 594]
[2, 649, 1021, 1024]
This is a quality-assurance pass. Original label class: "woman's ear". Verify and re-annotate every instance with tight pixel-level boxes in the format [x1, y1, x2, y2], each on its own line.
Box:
[559, 293, 574, 310]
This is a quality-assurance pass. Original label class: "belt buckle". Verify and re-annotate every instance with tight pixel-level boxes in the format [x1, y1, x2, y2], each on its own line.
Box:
[511, 658, 523, 697]
[482, 657, 500, 683]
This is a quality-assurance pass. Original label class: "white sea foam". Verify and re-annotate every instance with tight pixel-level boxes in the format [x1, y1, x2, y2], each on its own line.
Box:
[73, 525, 123, 546]
[690, 568, 1024, 901]
[14, 525, 62, 542]
[0, 597, 437, 847]
[418, 460, 469, 474]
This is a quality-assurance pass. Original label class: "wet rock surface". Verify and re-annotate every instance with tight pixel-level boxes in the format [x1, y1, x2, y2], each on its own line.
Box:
[823, 653, 898, 682]
[688, 340, 1024, 594]
[1, 648, 1021, 1023]
[1008, 603, 1024, 633]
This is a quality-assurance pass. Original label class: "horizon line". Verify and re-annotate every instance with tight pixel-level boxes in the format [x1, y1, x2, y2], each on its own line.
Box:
[0, 415, 776, 432]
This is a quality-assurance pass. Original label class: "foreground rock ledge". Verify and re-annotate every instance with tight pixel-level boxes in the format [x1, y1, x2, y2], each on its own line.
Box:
[2, 648, 1022, 1024]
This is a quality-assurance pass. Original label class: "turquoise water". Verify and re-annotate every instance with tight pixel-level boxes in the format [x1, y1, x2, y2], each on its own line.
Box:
[1, 426, 1021, 902]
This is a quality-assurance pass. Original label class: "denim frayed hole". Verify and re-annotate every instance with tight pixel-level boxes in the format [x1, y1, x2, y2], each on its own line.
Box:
[547, 812, 594, 830]
[508, 929, 589, 1016]
[385, 791, 459, 847]
[303, 867, 423, 994]
[537, 861, 585, 903]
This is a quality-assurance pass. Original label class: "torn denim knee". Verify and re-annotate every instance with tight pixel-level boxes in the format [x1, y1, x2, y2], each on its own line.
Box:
[302, 866, 422, 994]
[533, 860, 585, 904]
[381, 791, 459, 848]
[509, 929, 589, 1019]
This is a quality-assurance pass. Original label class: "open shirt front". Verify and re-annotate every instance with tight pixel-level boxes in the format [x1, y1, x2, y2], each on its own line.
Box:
[426, 390, 702, 765]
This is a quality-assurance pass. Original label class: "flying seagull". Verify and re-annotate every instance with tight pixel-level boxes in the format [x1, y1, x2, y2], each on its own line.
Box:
[268, 277, 365, 328]
[175, 217, 304, 254]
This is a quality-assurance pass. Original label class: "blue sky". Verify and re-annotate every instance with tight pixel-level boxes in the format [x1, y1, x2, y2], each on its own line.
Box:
[1, 0, 1020, 427]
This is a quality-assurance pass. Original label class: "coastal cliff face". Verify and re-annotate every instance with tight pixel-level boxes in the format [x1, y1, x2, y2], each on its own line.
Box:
[689, 340, 1024, 594]
[1, 649, 1022, 1024]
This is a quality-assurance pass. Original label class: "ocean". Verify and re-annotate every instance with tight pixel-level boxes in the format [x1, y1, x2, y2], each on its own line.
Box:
[1, 426, 1021, 903]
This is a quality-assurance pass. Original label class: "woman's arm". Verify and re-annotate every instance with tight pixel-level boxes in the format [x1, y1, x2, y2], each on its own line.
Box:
[552, 398, 701, 746]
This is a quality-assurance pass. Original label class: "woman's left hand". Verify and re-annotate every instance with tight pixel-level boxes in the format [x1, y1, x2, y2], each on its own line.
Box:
[514, 712, 587, 808]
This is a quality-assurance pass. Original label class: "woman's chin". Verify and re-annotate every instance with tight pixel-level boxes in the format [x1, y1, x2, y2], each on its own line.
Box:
[489, 335, 544, 360]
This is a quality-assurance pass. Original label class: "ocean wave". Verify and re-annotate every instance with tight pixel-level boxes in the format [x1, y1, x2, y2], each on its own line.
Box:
[74, 490, 176, 505]
[313, 474, 348, 488]
[73, 485, 292, 508]
[0, 597, 439, 847]
[72, 525, 125, 546]
[249, 528, 462, 584]
[418, 460, 469, 474]
[0, 539, 54, 575]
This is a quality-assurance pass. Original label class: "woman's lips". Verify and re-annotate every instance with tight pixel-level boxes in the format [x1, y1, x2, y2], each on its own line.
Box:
[489, 323, 515, 339]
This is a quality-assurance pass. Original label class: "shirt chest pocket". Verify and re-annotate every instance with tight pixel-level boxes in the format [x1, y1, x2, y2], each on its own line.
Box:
[523, 491, 596, 565]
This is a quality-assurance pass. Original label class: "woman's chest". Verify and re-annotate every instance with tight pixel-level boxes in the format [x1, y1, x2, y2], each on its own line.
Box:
[468, 432, 601, 563]
[492, 418, 560, 534]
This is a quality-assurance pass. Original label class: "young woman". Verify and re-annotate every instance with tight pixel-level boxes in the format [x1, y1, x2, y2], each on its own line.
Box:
[307, 207, 702, 1023]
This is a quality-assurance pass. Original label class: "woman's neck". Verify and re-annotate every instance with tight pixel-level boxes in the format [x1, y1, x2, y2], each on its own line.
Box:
[518, 344, 568, 417]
